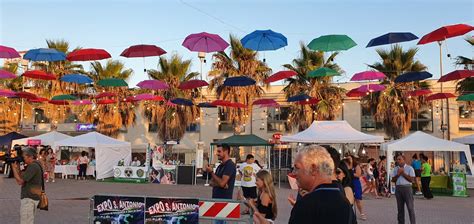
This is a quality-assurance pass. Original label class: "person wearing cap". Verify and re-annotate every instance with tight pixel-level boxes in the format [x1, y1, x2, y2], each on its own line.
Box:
[11, 147, 43, 224]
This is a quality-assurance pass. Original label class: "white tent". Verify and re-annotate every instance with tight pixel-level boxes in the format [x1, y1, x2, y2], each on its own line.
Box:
[55, 132, 132, 179]
[281, 120, 384, 143]
[382, 131, 473, 176]
[453, 134, 474, 144]
[12, 131, 71, 149]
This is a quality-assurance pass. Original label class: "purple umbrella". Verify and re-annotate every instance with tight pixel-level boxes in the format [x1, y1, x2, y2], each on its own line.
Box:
[0, 89, 16, 97]
[357, 84, 386, 93]
[0, 70, 17, 79]
[0, 45, 21, 58]
[72, 100, 92, 105]
[182, 32, 229, 53]
[137, 80, 169, 90]
[351, 71, 385, 81]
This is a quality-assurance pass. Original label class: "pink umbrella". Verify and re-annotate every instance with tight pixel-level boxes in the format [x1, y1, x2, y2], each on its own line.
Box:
[0, 70, 17, 79]
[137, 80, 169, 90]
[0, 89, 16, 97]
[357, 84, 386, 93]
[72, 100, 92, 105]
[351, 71, 386, 81]
[0, 45, 21, 58]
[346, 88, 366, 97]
[178, 80, 209, 90]
[166, 100, 177, 107]
[134, 93, 165, 101]
[182, 32, 229, 53]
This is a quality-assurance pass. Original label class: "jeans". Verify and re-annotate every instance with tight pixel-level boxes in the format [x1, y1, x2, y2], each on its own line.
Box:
[395, 185, 416, 224]
[79, 164, 87, 177]
[20, 198, 39, 224]
[421, 176, 433, 199]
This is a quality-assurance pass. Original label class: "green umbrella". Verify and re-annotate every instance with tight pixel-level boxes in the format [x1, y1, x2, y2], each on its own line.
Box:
[308, 67, 340, 78]
[457, 93, 474, 101]
[51, 94, 77, 101]
[307, 34, 357, 52]
[97, 78, 128, 87]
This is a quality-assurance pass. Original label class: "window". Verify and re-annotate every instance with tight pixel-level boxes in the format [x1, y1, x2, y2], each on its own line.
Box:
[267, 107, 291, 132]
[34, 108, 50, 124]
[459, 103, 474, 131]
[361, 106, 383, 131]
[409, 106, 433, 132]
[186, 123, 200, 132]
[148, 123, 158, 132]
[218, 108, 234, 132]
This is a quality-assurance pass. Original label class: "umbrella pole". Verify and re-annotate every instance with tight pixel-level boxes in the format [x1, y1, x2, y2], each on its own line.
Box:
[438, 41, 446, 139]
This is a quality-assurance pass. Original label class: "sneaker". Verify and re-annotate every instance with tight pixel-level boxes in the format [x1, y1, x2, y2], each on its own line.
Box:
[45, 180, 49, 183]
[52, 180, 55, 183]
[415, 191, 423, 195]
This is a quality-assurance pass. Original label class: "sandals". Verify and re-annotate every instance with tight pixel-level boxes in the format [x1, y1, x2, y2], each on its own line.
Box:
[360, 213, 367, 221]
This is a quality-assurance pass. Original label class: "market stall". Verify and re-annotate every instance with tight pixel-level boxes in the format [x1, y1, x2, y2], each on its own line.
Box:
[452, 134, 474, 188]
[12, 131, 71, 149]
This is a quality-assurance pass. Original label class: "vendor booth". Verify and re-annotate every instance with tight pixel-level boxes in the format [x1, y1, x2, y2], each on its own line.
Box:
[452, 134, 474, 188]
[12, 131, 71, 149]
[55, 131, 132, 180]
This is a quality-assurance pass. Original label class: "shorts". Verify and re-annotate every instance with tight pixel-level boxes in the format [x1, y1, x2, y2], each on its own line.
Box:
[415, 169, 421, 177]
[242, 186, 257, 199]
[353, 178, 363, 200]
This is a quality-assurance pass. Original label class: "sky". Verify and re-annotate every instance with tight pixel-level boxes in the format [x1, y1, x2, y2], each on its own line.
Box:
[0, 0, 473, 87]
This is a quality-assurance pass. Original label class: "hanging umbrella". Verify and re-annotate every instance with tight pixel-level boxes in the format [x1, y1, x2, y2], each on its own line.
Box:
[407, 89, 432, 97]
[0, 70, 17, 79]
[23, 48, 66, 61]
[259, 102, 280, 108]
[253, 99, 277, 106]
[457, 93, 474, 101]
[72, 99, 92, 105]
[426, 93, 456, 101]
[171, 98, 194, 106]
[197, 102, 217, 108]
[51, 94, 77, 101]
[28, 97, 49, 103]
[95, 92, 117, 99]
[48, 100, 69, 105]
[287, 94, 310, 102]
[418, 24, 474, 45]
[366, 32, 418, 47]
[179, 80, 209, 90]
[264, 71, 297, 83]
[60, 74, 93, 84]
[211, 100, 246, 108]
[22, 70, 56, 80]
[97, 78, 128, 87]
[134, 93, 164, 101]
[120, 44, 166, 57]
[0, 89, 16, 97]
[307, 35, 357, 52]
[308, 67, 339, 78]
[0, 45, 21, 58]
[351, 71, 385, 81]
[296, 98, 320, 105]
[182, 32, 229, 52]
[438, 70, 474, 82]
[166, 100, 177, 107]
[67, 48, 111, 61]
[137, 80, 169, 90]
[357, 84, 386, 93]
[97, 99, 116, 105]
[241, 30, 287, 51]
[223, 76, 256, 87]
[15, 91, 37, 99]
[122, 96, 137, 103]
[394, 71, 433, 83]
[346, 88, 366, 97]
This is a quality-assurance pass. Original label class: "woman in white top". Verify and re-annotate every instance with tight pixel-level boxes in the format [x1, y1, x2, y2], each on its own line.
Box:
[77, 151, 89, 180]
[364, 158, 380, 198]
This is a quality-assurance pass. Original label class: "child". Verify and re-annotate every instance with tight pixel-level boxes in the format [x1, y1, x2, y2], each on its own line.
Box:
[239, 154, 261, 201]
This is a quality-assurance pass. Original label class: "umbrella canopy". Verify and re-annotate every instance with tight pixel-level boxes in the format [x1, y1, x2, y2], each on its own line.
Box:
[259, 102, 280, 108]
[60, 74, 93, 84]
[97, 99, 116, 105]
[0, 89, 16, 97]
[171, 98, 194, 106]
[22, 70, 56, 80]
[67, 48, 111, 61]
[223, 76, 256, 87]
[182, 32, 229, 53]
[0, 69, 17, 79]
[23, 48, 66, 62]
[253, 99, 278, 106]
[241, 29, 287, 51]
[15, 91, 37, 99]
[296, 98, 320, 105]
[49, 100, 69, 105]
[394, 71, 433, 83]
[120, 44, 166, 58]
[97, 78, 128, 87]
[357, 84, 386, 93]
[351, 71, 385, 81]
[457, 93, 474, 101]
[51, 94, 77, 101]
[95, 92, 117, 99]
[308, 67, 339, 78]
[137, 80, 169, 90]
[438, 70, 474, 82]
[72, 99, 92, 105]
[134, 93, 164, 101]
[418, 24, 474, 45]
[307, 34, 357, 52]
[178, 79, 209, 90]
[346, 88, 366, 97]
[28, 97, 49, 103]
[197, 102, 217, 108]
[407, 89, 432, 97]
[287, 94, 311, 102]
[0, 45, 21, 58]
[211, 100, 246, 108]
[264, 71, 297, 83]
[366, 32, 418, 47]
[426, 93, 456, 101]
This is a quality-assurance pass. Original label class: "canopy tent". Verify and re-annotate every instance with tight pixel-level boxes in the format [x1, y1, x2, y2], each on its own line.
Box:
[55, 132, 132, 179]
[382, 131, 473, 178]
[453, 134, 474, 144]
[281, 120, 384, 143]
[0, 132, 27, 149]
[12, 131, 71, 149]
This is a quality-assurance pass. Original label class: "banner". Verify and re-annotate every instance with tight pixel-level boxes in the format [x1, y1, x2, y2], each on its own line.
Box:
[93, 195, 145, 224]
[452, 172, 468, 197]
[145, 197, 199, 224]
[27, 139, 41, 146]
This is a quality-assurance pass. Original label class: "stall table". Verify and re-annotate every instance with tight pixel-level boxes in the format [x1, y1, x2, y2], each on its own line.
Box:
[55, 165, 95, 179]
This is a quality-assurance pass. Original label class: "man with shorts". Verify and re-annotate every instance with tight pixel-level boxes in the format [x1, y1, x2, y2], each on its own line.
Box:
[239, 154, 261, 200]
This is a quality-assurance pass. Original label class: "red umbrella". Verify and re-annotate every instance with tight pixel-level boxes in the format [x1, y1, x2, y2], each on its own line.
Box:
[0, 45, 21, 58]
[97, 99, 116, 105]
[346, 88, 366, 97]
[120, 44, 166, 58]
[22, 70, 56, 80]
[67, 48, 111, 61]
[48, 100, 69, 105]
[296, 98, 320, 105]
[438, 70, 474, 82]
[426, 93, 456, 101]
[15, 91, 37, 99]
[253, 99, 277, 105]
[95, 92, 117, 99]
[264, 71, 297, 83]
[178, 80, 209, 90]
[29, 97, 49, 103]
[418, 24, 474, 45]
[407, 89, 432, 97]
[229, 102, 247, 108]
[211, 100, 247, 108]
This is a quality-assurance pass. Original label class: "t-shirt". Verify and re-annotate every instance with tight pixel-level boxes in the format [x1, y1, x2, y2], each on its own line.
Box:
[421, 163, 431, 177]
[412, 159, 421, 170]
[21, 162, 42, 201]
[391, 164, 415, 186]
[239, 162, 261, 187]
[289, 183, 355, 224]
[78, 156, 89, 165]
[212, 159, 236, 199]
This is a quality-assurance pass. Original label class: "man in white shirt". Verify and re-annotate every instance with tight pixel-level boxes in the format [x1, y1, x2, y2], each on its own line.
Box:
[131, 157, 141, 167]
[391, 154, 416, 224]
[239, 154, 261, 200]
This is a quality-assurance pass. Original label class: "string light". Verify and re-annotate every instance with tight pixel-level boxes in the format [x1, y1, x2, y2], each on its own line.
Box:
[362, 149, 366, 154]
[352, 148, 356, 153]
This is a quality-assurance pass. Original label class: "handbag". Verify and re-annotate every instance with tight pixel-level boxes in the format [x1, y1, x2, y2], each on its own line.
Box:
[36, 162, 49, 211]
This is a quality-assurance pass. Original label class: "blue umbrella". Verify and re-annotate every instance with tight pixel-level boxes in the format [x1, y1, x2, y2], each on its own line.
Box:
[366, 32, 418, 47]
[395, 71, 433, 83]
[197, 102, 217, 108]
[241, 30, 287, 51]
[171, 98, 194, 106]
[223, 76, 256, 87]
[287, 94, 310, 102]
[23, 48, 66, 61]
[60, 74, 93, 84]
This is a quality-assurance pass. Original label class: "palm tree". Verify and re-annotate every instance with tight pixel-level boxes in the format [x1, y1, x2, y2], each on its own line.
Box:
[208, 35, 272, 134]
[455, 37, 474, 95]
[0, 62, 27, 134]
[282, 43, 345, 131]
[363, 45, 428, 139]
[146, 54, 200, 142]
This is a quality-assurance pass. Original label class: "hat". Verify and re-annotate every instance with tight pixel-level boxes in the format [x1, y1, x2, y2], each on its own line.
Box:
[22, 147, 37, 157]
